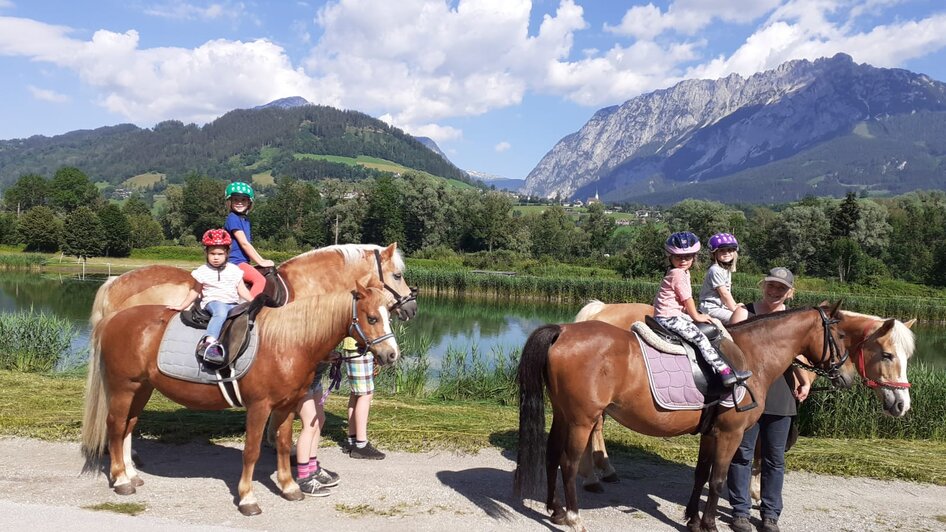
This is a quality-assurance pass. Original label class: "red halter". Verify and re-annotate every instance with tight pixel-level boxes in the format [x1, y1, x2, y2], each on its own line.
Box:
[853, 325, 911, 389]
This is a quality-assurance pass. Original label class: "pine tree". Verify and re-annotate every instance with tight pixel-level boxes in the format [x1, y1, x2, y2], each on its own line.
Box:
[98, 203, 133, 257]
[62, 206, 105, 260]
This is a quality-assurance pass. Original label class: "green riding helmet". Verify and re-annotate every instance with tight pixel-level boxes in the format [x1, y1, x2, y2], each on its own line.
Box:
[226, 182, 255, 201]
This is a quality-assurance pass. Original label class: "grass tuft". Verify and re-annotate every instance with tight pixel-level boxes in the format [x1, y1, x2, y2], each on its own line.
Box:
[82, 502, 147, 516]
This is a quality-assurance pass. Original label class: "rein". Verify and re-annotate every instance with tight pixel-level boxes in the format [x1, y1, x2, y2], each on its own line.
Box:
[374, 249, 417, 313]
[790, 307, 849, 385]
[850, 325, 912, 389]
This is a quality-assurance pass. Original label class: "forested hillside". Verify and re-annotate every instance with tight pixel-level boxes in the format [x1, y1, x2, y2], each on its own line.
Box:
[0, 105, 471, 189]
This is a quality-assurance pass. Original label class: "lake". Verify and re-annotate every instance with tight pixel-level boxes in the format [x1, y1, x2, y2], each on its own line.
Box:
[1, 271, 944, 371]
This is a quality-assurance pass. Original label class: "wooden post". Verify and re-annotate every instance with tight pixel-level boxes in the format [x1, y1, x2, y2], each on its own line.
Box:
[334, 214, 339, 245]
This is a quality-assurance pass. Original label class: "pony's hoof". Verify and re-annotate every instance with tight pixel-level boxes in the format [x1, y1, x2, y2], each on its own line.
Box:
[238, 503, 262, 516]
[582, 481, 604, 493]
[550, 507, 567, 525]
[281, 489, 304, 502]
[113, 483, 136, 496]
[131, 476, 144, 487]
[601, 472, 619, 483]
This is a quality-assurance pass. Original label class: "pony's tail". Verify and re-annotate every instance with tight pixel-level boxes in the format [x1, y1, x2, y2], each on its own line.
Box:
[81, 318, 109, 474]
[514, 324, 561, 500]
[574, 299, 605, 322]
[88, 276, 117, 349]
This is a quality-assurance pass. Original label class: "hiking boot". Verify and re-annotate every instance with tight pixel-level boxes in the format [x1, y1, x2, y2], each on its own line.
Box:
[203, 343, 226, 364]
[730, 516, 752, 532]
[721, 367, 752, 387]
[297, 476, 331, 497]
[761, 517, 780, 532]
[349, 441, 385, 460]
[308, 466, 340, 488]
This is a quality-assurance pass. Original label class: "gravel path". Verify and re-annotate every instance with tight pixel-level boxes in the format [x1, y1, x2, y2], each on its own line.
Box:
[0, 437, 943, 531]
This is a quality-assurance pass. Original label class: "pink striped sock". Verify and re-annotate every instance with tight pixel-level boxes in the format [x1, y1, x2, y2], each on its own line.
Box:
[296, 461, 311, 479]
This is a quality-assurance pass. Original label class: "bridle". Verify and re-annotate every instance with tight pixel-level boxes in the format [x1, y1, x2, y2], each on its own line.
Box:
[850, 324, 912, 390]
[792, 307, 850, 384]
[373, 249, 417, 313]
[347, 290, 395, 352]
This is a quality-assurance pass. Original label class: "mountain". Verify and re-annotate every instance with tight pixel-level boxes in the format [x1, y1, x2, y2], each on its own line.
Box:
[415, 136, 449, 160]
[0, 102, 472, 189]
[524, 54, 946, 203]
[465, 170, 525, 192]
[252, 96, 312, 110]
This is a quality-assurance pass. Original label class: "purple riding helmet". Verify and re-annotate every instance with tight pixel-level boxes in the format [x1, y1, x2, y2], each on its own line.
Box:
[665, 231, 701, 255]
[708, 232, 739, 252]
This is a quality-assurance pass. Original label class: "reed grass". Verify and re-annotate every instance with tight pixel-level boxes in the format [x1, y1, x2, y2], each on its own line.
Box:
[0, 311, 76, 372]
[0, 253, 47, 269]
[432, 345, 520, 405]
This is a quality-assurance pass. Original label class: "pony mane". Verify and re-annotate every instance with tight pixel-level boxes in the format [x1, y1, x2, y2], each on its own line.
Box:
[257, 291, 352, 353]
[282, 244, 405, 270]
[840, 310, 916, 359]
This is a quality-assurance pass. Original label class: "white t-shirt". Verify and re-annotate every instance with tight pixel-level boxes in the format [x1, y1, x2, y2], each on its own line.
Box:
[191, 263, 244, 308]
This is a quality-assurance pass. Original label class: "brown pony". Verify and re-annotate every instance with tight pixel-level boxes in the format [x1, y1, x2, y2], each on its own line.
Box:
[573, 300, 917, 494]
[81, 280, 399, 516]
[88, 243, 417, 334]
[515, 303, 856, 532]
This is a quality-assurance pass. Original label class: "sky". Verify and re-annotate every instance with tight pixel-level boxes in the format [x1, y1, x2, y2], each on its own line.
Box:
[3, 1, 946, 181]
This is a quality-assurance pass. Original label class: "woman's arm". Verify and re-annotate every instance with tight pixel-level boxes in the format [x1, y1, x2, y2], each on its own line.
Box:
[168, 287, 200, 311]
[231, 229, 274, 267]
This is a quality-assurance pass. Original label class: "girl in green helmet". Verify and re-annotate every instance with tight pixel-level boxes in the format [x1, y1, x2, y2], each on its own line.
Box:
[223, 182, 274, 297]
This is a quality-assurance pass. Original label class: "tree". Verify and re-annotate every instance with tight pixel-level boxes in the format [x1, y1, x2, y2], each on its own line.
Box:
[401, 174, 452, 252]
[158, 185, 188, 240]
[668, 199, 744, 242]
[49, 167, 101, 213]
[128, 214, 165, 248]
[181, 174, 227, 238]
[583, 202, 615, 256]
[62, 207, 104, 260]
[468, 191, 512, 253]
[620, 222, 669, 278]
[16, 206, 62, 252]
[831, 191, 860, 238]
[3, 173, 49, 212]
[849, 199, 891, 256]
[122, 194, 152, 218]
[0, 212, 18, 244]
[770, 205, 830, 275]
[527, 205, 581, 261]
[361, 174, 405, 245]
[98, 203, 133, 257]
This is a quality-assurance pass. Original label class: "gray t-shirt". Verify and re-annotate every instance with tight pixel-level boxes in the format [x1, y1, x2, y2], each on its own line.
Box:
[698, 263, 731, 311]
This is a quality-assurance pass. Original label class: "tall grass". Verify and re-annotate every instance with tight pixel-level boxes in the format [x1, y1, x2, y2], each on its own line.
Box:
[0, 311, 76, 372]
[431, 345, 520, 405]
[799, 363, 946, 440]
[0, 254, 47, 270]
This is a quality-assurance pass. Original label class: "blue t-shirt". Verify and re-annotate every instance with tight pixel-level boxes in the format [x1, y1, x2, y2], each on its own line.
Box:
[224, 212, 252, 265]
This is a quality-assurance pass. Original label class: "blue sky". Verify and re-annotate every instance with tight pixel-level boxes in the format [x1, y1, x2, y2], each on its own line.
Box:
[2, 1, 946, 181]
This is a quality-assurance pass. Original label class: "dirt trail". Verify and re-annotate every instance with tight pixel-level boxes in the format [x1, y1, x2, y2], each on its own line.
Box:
[0, 437, 943, 531]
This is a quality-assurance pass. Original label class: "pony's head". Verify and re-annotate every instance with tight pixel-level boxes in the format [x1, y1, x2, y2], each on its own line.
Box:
[373, 242, 418, 321]
[349, 278, 401, 366]
[804, 301, 858, 389]
[847, 314, 916, 417]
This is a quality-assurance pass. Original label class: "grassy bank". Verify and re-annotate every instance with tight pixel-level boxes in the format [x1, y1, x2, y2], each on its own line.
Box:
[1, 369, 943, 485]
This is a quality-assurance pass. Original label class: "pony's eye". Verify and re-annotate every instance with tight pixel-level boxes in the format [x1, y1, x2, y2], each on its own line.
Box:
[368, 316, 378, 325]
[882, 352, 895, 361]
[394, 273, 402, 281]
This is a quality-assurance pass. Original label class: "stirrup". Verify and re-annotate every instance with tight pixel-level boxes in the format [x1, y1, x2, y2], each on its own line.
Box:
[203, 342, 226, 364]
[721, 368, 752, 387]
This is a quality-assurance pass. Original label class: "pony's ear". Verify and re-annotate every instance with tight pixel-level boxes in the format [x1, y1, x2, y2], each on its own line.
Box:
[867, 319, 896, 342]
[818, 300, 829, 307]
[353, 278, 368, 297]
[903, 318, 917, 329]
[828, 299, 843, 317]
[380, 243, 396, 262]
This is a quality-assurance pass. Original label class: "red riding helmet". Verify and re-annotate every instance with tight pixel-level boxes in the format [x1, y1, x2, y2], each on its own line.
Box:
[201, 228, 231, 247]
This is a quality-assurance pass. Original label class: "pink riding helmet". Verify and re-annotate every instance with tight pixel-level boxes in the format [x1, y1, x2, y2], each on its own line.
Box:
[708, 232, 739, 252]
[665, 231, 701, 255]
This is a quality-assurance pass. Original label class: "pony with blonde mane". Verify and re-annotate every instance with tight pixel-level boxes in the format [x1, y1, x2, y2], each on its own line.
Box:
[572, 299, 916, 494]
[81, 280, 400, 515]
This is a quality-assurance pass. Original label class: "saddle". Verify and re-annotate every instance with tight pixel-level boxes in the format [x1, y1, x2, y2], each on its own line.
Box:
[179, 267, 286, 367]
[640, 316, 757, 415]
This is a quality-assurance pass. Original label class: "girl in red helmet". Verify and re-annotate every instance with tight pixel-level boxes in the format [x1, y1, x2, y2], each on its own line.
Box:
[168, 228, 253, 364]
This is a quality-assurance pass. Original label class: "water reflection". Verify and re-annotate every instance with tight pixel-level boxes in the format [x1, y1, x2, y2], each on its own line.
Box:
[1, 272, 944, 372]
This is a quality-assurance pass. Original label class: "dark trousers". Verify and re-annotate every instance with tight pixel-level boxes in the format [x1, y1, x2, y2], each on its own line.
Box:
[727, 414, 792, 520]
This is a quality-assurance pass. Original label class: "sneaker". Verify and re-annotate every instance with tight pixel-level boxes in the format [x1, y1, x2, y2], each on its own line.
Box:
[721, 367, 752, 387]
[730, 516, 752, 532]
[297, 476, 331, 497]
[203, 343, 226, 364]
[349, 441, 385, 460]
[308, 466, 340, 488]
[761, 517, 780, 532]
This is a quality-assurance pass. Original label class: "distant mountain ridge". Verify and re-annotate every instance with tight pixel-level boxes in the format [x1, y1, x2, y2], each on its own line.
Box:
[0, 99, 471, 189]
[524, 54, 946, 203]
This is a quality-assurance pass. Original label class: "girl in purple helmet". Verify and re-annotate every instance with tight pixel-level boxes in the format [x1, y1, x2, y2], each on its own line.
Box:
[653, 231, 751, 387]
[698, 232, 749, 325]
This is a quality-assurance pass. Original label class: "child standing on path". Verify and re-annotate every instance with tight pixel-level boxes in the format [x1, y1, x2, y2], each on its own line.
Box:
[168, 229, 252, 364]
[653, 231, 751, 387]
[224, 182, 274, 298]
[699, 232, 749, 325]
[343, 336, 385, 460]
[294, 359, 340, 496]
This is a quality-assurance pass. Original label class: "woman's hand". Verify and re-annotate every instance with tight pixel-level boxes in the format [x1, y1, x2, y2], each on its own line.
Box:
[794, 382, 811, 402]
[167, 305, 183, 311]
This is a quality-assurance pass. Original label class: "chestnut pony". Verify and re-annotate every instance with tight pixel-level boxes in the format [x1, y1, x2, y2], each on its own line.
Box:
[573, 300, 916, 494]
[81, 280, 400, 515]
[515, 303, 856, 532]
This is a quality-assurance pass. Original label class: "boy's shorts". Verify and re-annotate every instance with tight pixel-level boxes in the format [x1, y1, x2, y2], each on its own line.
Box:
[307, 361, 331, 395]
[700, 304, 734, 324]
[345, 351, 374, 395]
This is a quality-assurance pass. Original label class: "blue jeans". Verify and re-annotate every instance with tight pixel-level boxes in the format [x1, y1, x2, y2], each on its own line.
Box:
[205, 301, 236, 341]
[727, 414, 792, 521]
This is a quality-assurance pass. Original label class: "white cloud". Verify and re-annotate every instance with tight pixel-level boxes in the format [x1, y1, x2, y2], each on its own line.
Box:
[27, 85, 69, 103]
[0, 1, 14, 10]
[605, 1, 781, 40]
[494, 141, 511, 153]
